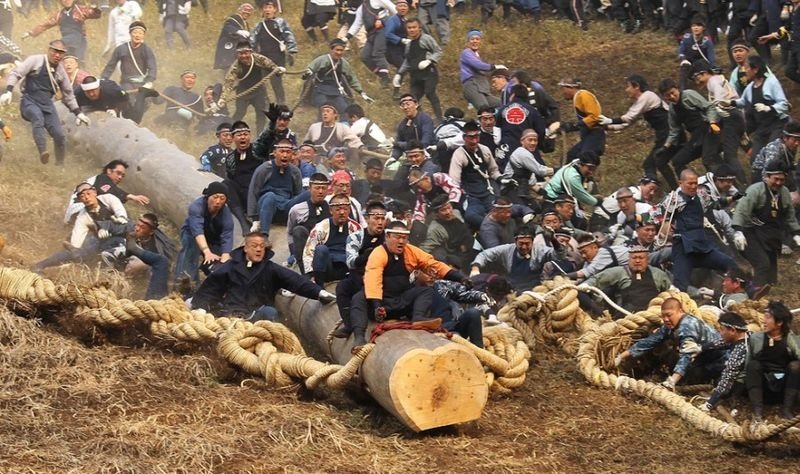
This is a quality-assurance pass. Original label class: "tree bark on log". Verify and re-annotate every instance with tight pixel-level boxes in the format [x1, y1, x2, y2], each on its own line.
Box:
[275, 289, 489, 432]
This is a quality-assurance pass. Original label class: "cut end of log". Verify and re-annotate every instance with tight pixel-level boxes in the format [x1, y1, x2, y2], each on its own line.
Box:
[388, 343, 489, 432]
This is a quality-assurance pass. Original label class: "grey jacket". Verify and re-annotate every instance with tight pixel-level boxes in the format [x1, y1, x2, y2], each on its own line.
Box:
[7, 54, 80, 113]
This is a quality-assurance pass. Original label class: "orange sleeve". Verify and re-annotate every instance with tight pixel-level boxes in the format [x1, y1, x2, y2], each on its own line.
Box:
[406, 244, 452, 278]
[576, 90, 602, 128]
[364, 246, 389, 300]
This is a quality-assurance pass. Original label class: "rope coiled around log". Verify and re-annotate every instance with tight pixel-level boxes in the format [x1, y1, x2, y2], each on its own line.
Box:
[0, 266, 530, 396]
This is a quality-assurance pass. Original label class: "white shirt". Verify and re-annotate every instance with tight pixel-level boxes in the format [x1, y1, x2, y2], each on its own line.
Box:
[105, 1, 143, 52]
[70, 194, 128, 248]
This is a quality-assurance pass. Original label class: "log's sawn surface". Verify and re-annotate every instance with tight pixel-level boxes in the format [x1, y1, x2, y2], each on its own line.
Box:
[276, 290, 489, 432]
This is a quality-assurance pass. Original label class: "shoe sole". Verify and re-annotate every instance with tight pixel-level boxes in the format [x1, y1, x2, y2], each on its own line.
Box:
[40, 152, 50, 164]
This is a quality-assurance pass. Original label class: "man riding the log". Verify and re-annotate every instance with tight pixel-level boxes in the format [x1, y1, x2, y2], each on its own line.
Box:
[348, 220, 470, 351]
[191, 232, 336, 322]
[302, 192, 362, 286]
[74, 75, 129, 118]
[286, 173, 332, 270]
[218, 41, 286, 134]
[222, 120, 264, 233]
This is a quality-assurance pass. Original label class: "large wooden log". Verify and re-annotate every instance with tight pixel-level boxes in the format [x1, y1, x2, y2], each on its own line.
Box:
[275, 290, 489, 432]
[59, 105, 489, 431]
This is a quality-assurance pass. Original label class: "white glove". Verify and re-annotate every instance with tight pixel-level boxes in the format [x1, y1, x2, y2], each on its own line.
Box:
[607, 223, 622, 239]
[660, 377, 676, 391]
[0, 91, 12, 106]
[479, 293, 496, 306]
[361, 92, 374, 103]
[207, 102, 220, 114]
[97, 229, 111, 239]
[543, 166, 555, 177]
[178, 2, 191, 14]
[418, 59, 431, 70]
[598, 115, 613, 126]
[493, 64, 507, 70]
[545, 121, 560, 138]
[75, 112, 91, 126]
[400, 38, 411, 45]
[680, 59, 691, 67]
[111, 215, 128, 224]
[576, 282, 590, 291]
[392, 74, 402, 88]
[275, 66, 286, 75]
[142, 82, 153, 89]
[614, 354, 624, 368]
[522, 213, 535, 224]
[749, 13, 758, 26]
[236, 29, 250, 38]
[793, 235, 800, 247]
[159, 12, 165, 23]
[754, 103, 771, 113]
[250, 221, 261, 232]
[698, 287, 715, 299]
[716, 107, 730, 118]
[106, 109, 118, 117]
[733, 231, 747, 251]
[318, 289, 336, 304]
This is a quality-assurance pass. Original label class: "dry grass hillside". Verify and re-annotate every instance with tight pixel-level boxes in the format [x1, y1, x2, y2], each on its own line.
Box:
[1, 2, 800, 472]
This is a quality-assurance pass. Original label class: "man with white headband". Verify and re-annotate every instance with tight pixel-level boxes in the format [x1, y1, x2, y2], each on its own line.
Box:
[347, 220, 469, 350]
[74, 75, 129, 117]
[155, 70, 204, 127]
[101, 20, 159, 123]
[471, 225, 557, 293]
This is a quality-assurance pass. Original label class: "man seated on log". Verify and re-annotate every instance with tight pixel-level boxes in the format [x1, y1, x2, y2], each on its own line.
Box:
[615, 297, 726, 389]
[199, 122, 233, 178]
[332, 200, 387, 340]
[104, 213, 175, 300]
[32, 182, 129, 272]
[247, 138, 307, 239]
[407, 167, 464, 224]
[348, 220, 470, 350]
[470, 225, 559, 293]
[64, 159, 150, 225]
[315, 147, 354, 179]
[174, 182, 234, 284]
[303, 103, 363, 160]
[419, 195, 475, 271]
[580, 244, 672, 318]
[222, 120, 264, 233]
[153, 69, 204, 128]
[191, 232, 336, 321]
[698, 312, 749, 413]
[745, 300, 800, 421]
[74, 76, 130, 117]
[326, 170, 366, 225]
[414, 267, 488, 348]
[302, 193, 362, 286]
[353, 158, 395, 206]
[286, 173, 332, 271]
[252, 103, 298, 160]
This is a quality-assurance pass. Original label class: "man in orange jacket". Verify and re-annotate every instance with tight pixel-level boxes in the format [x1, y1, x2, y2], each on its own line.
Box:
[347, 220, 469, 349]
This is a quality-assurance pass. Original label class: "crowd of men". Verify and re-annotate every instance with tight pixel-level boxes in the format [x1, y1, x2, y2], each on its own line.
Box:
[6, 0, 800, 423]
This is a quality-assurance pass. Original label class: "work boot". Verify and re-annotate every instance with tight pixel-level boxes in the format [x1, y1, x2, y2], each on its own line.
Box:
[752, 284, 771, 300]
[331, 325, 352, 338]
[39, 151, 50, 164]
[749, 388, 764, 422]
[175, 272, 193, 299]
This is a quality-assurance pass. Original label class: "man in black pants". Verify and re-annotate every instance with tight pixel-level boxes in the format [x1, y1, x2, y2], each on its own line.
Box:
[746, 300, 800, 421]
[658, 78, 722, 178]
[397, 17, 443, 121]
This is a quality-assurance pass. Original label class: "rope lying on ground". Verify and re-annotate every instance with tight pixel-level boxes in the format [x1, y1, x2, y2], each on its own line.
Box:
[0, 266, 530, 396]
[499, 276, 800, 444]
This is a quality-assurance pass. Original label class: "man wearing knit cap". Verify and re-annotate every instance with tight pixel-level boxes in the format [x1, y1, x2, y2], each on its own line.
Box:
[302, 38, 372, 113]
[218, 41, 285, 135]
[751, 120, 800, 186]
[214, 3, 255, 71]
[247, 138, 306, 238]
[155, 69, 204, 127]
[74, 75, 129, 117]
[581, 244, 672, 316]
[459, 29, 502, 110]
[733, 160, 800, 286]
[101, 21, 158, 123]
[1, 40, 91, 165]
[397, 18, 443, 121]
[24, 0, 101, 61]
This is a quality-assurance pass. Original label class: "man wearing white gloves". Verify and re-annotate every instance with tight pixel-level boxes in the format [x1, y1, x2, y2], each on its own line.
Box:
[1, 40, 90, 165]
[732, 160, 800, 287]
[213, 3, 255, 72]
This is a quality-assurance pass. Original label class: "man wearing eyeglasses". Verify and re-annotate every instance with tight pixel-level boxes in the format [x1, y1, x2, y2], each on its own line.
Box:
[192, 232, 336, 322]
